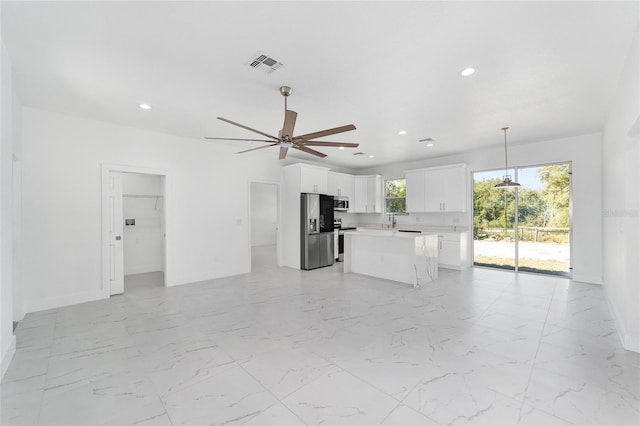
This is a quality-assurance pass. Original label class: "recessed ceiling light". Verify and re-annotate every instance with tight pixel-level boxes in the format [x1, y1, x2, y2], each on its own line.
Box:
[369, 155, 375, 158]
[459, 67, 476, 77]
[398, 130, 407, 135]
[339, 146, 345, 150]
[139, 103, 151, 110]
[426, 143, 434, 147]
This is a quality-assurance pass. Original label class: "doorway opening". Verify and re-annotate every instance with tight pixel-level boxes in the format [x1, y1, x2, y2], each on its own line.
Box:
[472, 162, 572, 277]
[122, 173, 166, 292]
[101, 165, 168, 296]
[250, 182, 279, 271]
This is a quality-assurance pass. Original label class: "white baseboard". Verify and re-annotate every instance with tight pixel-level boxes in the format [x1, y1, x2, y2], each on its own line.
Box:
[23, 290, 107, 315]
[571, 273, 603, 285]
[1, 335, 16, 380]
[124, 264, 164, 276]
[625, 335, 640, 353]
[604, 284, 640, 353]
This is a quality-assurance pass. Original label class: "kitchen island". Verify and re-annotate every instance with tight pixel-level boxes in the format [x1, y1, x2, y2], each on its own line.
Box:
[343, 229, 438, 287]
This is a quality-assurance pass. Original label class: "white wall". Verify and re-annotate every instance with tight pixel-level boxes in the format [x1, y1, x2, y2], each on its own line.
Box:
[250, 182, 278, 247]
[1, 36, 17, 378]
[356, 132, 603, 284]
[602, 25, 640, 352]
[122, 173, 164, 275]
[20, 107, 284, 313]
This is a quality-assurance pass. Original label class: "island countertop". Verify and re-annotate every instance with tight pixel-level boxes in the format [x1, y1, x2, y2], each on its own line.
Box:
[342, 228, 439, 239]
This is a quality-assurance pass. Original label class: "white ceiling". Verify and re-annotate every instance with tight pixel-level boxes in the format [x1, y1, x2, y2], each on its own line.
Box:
[2, 1, 638, 169]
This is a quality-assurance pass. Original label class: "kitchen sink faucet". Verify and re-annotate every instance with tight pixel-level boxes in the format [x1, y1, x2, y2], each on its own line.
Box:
[388, 213, 397, 228]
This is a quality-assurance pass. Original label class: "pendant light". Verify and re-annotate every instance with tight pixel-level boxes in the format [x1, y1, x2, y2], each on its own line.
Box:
[495, 126, 520, 189]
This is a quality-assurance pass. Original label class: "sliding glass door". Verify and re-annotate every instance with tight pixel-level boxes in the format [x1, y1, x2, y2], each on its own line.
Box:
[473, 163, 571, 276]
[473, 169, 516, 270]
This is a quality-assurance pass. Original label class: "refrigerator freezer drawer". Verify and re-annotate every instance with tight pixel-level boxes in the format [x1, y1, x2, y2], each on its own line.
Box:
[301, 233, 334, 270]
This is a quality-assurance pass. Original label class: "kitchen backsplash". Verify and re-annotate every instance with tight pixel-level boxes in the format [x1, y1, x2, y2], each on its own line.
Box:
[334, 211, 468, 228]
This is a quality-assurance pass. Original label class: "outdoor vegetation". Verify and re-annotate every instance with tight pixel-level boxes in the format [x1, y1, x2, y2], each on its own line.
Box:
[473, 164, 570, 243]
[385, 178, 406, 213]
[473, 164, 571, 275]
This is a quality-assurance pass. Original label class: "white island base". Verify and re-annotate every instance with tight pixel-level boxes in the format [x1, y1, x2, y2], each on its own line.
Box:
[343, 230, 439, 287]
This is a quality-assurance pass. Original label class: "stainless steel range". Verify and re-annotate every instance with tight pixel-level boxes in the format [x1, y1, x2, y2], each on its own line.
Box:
[333, 218, 356, 262]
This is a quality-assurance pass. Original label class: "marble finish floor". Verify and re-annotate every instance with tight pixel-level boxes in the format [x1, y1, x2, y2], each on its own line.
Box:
[1, 245, 639, 425]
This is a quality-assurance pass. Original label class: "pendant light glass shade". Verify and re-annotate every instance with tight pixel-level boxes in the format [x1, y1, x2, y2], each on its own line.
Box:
[495, 127, 520, 189]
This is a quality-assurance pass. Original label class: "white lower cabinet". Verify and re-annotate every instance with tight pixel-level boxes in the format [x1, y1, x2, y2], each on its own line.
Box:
[437, 232, 468, 270]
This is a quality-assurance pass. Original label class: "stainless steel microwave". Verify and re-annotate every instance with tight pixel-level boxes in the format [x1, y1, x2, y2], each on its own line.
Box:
[334, 196, 349, 211]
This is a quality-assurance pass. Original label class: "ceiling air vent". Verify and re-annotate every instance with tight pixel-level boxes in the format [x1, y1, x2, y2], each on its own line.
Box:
[353, 152, 365, 156]
[248, 52, 283, 74]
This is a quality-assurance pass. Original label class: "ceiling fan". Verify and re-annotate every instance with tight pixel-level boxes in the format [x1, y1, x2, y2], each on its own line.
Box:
[205, 86, 359, 160]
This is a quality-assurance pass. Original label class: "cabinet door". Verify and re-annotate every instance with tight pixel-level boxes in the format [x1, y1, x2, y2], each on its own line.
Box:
[424, 168, 443, 212]
[336, 173, 350, 197]
[367, 175, 382, 213]
[300, 167, 328, 193]
[344, 174, 355, 205]
[353, 176, 368, 212]
[439, 239, 459, 267]
[405, 170, 425, 212]
[327, 172, 339, 196]
[440, 166, 466, 212]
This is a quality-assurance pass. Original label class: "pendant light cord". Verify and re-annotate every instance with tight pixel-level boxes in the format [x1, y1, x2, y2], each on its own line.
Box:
[502, 126, 510, 177]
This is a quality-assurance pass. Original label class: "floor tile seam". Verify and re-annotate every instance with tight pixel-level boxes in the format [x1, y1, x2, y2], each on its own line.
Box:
[530, 361, 640, 396]
[35, 309, 58, 426]
[145, 375, 176, 426]
[376, 400, 440, 426]
[324, 366, 420, 425]
[231, 357, 308, 426]
[469, 278, 513, 328]
[518, 398, 581, 425]
[375, 400, 406, 426]
[324, 360, 423, 409]
[533, 337, 640, 368]
[277, 344, 412, 411]
[516, 280, 558, 424]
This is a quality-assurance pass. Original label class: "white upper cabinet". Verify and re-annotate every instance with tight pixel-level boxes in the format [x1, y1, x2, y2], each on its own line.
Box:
[353, 176, 368, 212]
[327, 171, 354, 198]
[405, 164, 467, 212]
[298, 164, 329, 194]
[352, 175, 382, 213]
[367, 175, 382, 213]
[405, 170, 426, 213]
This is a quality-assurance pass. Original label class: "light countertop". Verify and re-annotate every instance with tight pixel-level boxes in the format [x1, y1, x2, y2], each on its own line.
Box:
[348, 225, 468, 234]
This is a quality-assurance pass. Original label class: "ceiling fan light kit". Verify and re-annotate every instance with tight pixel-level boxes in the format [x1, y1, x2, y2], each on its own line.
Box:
[205, 86, 359, 160]
[495, 126, 521, 189]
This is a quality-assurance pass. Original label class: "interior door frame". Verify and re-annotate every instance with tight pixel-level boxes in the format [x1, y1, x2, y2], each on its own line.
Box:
[248, 180, 281, 269]
[101, 164, 170, 296]
[471, 161, 573, 277]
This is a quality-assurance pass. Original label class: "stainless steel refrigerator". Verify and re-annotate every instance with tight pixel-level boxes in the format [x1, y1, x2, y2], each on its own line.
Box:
[301, 193, 334, 270]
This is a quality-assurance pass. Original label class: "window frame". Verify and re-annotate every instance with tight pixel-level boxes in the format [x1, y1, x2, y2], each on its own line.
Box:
[384, 177, 407, 214]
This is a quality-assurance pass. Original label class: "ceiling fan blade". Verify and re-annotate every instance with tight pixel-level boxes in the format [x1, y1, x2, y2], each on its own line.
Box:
[279, 147, 289, 160]
[292, 144, 327, 158]
[281, 110, 297, 139]
[217, 117, 279, 140]
[295, 141, 359, 148]
[205, 137, 275, 143]
[237, 143, 278, 154]
[295, 124, 356, 141]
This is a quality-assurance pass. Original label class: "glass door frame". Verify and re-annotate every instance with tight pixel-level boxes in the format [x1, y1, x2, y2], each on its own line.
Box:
[471, 161, 573, 277]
